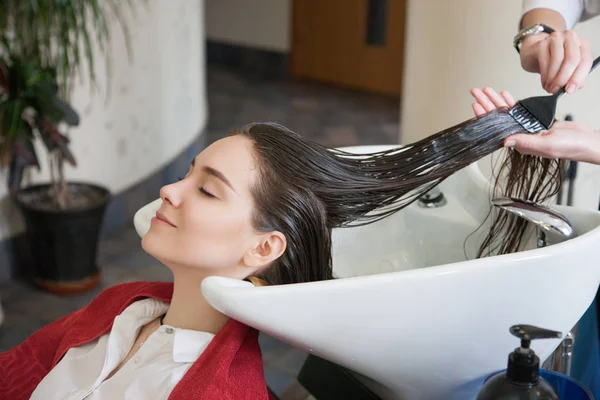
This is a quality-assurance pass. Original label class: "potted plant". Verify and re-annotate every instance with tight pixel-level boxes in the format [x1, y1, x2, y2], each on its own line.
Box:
[0, 1, 137, 295]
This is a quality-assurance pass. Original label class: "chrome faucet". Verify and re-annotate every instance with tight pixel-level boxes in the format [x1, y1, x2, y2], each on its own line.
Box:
[493, 197, 577, 377]
[491, 197, 576, 248]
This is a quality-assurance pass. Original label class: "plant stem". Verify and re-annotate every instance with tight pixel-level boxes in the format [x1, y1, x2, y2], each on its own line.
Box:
[50, 150, 68, 209]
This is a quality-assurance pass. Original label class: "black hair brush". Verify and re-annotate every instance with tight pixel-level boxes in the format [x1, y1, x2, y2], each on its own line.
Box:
[509, 55, 600, 133]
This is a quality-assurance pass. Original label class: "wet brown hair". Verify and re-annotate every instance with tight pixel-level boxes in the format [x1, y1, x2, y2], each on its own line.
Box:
[476, 151, 563, 257]
[235, 108, 559, 284]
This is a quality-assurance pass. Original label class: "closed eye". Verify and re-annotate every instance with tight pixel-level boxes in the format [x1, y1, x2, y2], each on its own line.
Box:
[199, 187, 216, 198]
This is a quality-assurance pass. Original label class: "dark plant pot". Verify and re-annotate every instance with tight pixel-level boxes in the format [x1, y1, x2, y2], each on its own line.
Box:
[15, 182, 111, 296]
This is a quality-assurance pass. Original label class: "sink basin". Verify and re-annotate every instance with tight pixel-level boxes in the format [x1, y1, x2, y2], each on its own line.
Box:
[133, 145, 600, 400]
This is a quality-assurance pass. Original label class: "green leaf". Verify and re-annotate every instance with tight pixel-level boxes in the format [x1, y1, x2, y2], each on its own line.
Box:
[7, 99, 24, 139]
[52, 96, 79, 126]
[8, 124, 39, 193]
[78, 0, 96, 86]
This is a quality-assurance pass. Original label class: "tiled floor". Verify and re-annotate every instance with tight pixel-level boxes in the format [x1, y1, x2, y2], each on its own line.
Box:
[204, 65, 399, 145]
[0, 65, 399, 399]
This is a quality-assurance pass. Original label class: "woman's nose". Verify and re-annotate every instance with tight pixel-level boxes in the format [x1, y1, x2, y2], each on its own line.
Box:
[159, 182, 182, 207]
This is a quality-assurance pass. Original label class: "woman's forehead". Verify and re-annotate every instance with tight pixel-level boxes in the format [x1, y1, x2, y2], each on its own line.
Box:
[197, 136, 258, 191]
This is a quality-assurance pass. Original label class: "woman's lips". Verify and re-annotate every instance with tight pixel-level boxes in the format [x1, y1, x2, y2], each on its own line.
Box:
[153, 212, 176, 227]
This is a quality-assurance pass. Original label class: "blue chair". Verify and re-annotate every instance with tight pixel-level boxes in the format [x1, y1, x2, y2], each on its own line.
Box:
[570, 295, 600, 399]
[539, 369, 594, 400]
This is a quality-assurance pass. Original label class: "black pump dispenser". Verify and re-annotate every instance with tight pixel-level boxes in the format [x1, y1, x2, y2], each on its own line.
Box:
[476, 324, 562, 400]
[507, 325, 561, 384]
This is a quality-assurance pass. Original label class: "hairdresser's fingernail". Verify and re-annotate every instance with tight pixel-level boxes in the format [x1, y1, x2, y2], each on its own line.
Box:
[551, 85, 560, 93]
[566, 84, 576, 93]
[505, 140, 516, 148]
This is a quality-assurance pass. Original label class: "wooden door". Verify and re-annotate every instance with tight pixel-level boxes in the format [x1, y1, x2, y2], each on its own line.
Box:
[291, 0, 406, 96]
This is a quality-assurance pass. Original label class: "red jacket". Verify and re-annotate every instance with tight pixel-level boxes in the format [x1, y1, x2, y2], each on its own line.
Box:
[0, 281, 272, 400]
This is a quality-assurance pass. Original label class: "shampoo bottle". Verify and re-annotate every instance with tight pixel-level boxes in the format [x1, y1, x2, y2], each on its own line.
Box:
[477, 324, 562, 400]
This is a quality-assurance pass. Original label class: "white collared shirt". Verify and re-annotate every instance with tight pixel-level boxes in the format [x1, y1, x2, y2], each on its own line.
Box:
[30, 298, 215, 400]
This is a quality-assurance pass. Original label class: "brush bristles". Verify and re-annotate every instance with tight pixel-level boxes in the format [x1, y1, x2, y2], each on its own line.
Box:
[508, 104, 546, 133]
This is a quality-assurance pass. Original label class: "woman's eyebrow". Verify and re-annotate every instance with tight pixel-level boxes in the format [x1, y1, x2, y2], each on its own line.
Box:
[191, 157, 237, 194]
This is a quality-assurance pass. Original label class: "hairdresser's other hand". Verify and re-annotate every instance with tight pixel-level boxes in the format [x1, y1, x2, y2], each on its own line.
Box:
[520, 30, 592, 95]
[470, 87, 515, 116]
[470, 87, 600, 165]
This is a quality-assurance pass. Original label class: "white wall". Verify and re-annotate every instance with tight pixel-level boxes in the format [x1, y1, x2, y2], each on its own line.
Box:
[0, 0, 207, 241]
[401, 0, 600, 210]
[205, 0, 291, 52]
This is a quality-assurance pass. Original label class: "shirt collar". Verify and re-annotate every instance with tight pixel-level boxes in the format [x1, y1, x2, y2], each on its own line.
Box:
[170, 327, 215, 363]
[118, 298, 215, 363]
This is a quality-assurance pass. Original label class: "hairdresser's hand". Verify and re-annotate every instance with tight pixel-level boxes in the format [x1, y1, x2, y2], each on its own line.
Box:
[520, 31, 593, 94]
[470, 87, 600, 165]
[506, 121, 600, 165]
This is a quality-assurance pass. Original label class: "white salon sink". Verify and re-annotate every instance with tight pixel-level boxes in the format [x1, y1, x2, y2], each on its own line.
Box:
[134, 145, 600, 400]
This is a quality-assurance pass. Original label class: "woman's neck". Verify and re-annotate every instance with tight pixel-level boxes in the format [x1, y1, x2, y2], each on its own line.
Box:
[162, 269, 229, 334]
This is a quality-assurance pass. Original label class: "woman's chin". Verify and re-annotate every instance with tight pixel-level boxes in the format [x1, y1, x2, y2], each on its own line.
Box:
[141, 232, 161, 258]
[140, 234, 177, 269]
[140, 232, 150, 249]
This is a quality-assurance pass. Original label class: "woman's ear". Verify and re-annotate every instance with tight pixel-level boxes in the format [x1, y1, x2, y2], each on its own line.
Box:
[243, 231, 286, 269]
